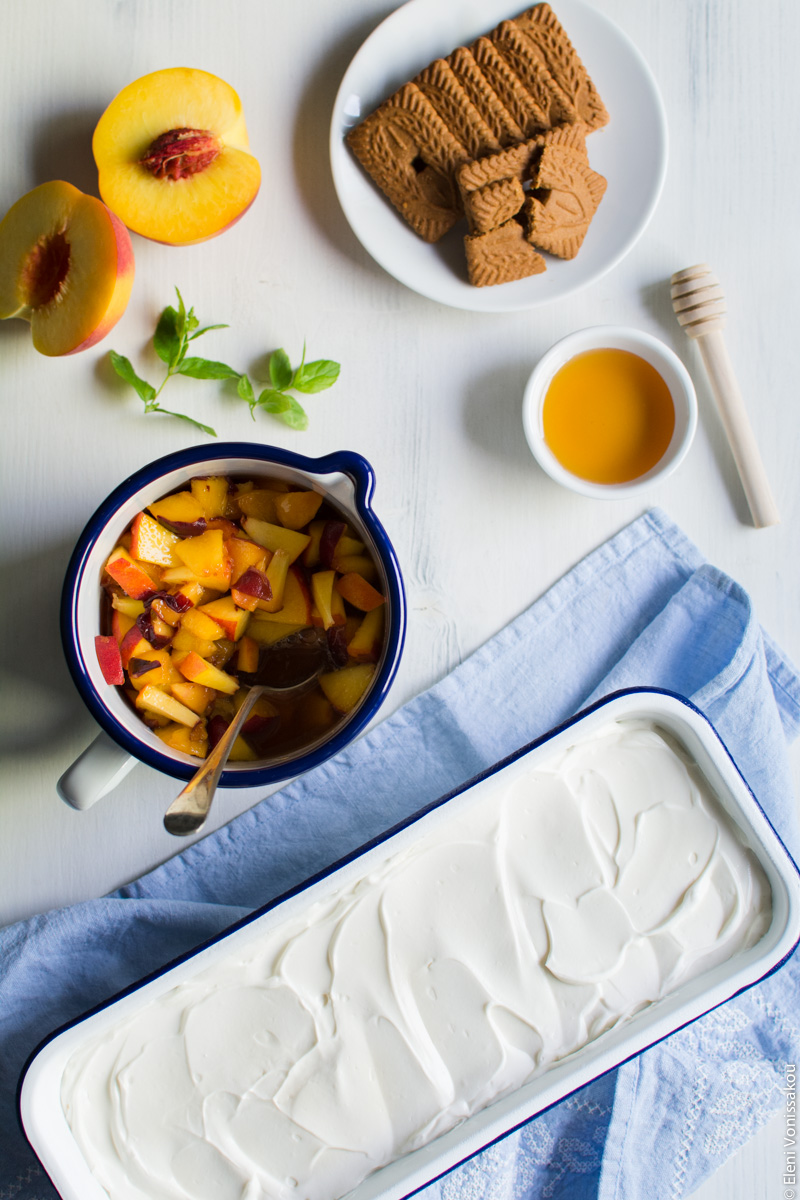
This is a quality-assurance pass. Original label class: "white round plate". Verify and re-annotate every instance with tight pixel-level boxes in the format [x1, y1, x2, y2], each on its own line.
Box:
[330, 0, 668, 312]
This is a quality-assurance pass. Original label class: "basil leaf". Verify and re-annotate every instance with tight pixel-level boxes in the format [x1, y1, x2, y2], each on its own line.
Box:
[257, 387, 292, 413]
[188, 324, 229, 342]
[259, 389, 308, 430]
[109, 351, 156, 404]
[278, 395, 309, 430]
[238, 374, 255, 401]
[174, 288, 187, 333]
[153, 404, 217, 437]
[268, 348, 293, 391]
[177, 357, 241, 380]
[153, 306, 181, 365]
[237, 374, 256, 418]
[292, 358, 341, 394]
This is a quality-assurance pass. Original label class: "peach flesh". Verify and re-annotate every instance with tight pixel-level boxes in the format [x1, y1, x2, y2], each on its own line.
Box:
[93, 67, 261, 246]
[0, 180, 134, 356]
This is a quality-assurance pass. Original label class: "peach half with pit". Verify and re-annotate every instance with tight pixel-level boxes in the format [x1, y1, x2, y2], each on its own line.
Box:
[0, 180, 134, 356]
[93, 67, 261, 246]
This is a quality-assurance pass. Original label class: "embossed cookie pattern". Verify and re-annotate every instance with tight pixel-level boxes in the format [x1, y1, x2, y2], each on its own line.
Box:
[345, 3, 609, 284]
[347, 82, 470, 242]
[525, 143, 607, 258]
[415, 59, 502, 160]
[512, 3, 610, 131]
[447, 46, 527, 147]
[465, 219, 547, 286]
[464, 176, 527, 234]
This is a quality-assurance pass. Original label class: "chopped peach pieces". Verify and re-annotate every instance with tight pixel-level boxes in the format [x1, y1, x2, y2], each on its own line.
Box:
[241, 517, 310, 563]
[275, 490, 323, 530]
[177, 651, 240, 694]
[180, 606, 225, 641]
[334, 554, 379, 582]
[135, 686, 200, 726]
[236, 489, 282, 522]
[311, 570, 336, 630]
[148, 491, 205, 526]
[227, 735, 258, 762]
[197, 596, 250, 641]
[262, 565, 312, 624]
[105, 546, 158, 599]
[191, 476, 229, 519]
[302, 520, 326, 569]
[111, 610, 136, 644]
[170, 627, 218, 659]
[226, 536, 268, 584]
[257, 549, 291, 613]
[332, 535, 366, 564]
[156, 721, 209, 758]
[99, 473, 388, 763]
[110, 593, 146, 618]
[95, 635, 124, 685]
[335, 572, 385, 612]
[319, 664, 376, 714]
[127, 649, 182, 691]
[347, 606, 385, 662]
[170, 681, 216, 715]
[247, 619, 306, 646]
[236, 635, 259, 673]
[174, 529, 232, 590]
[129, 511, 180, 567]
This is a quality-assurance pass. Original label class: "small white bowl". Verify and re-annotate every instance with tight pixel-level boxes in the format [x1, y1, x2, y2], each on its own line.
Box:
[522, 326, 697, 499]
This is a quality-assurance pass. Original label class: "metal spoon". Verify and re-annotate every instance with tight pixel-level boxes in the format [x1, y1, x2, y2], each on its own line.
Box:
[163, 631, 330, 837]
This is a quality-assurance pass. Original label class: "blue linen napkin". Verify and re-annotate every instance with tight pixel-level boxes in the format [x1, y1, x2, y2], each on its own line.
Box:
[2, 507, 798, 1200]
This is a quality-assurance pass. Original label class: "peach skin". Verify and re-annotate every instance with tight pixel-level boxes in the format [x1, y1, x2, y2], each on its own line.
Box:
[0, 180, 134, 356]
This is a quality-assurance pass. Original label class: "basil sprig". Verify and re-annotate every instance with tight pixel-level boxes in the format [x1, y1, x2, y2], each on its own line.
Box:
[109, 289, 340, 436]
[251, 345, 341, 431]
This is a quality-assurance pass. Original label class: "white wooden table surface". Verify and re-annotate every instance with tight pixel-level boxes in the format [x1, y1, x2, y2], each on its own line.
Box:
[1, 0, 796, 1196]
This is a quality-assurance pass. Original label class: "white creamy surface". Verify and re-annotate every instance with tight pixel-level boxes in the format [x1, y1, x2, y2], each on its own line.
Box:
[61, 720, 771, 1200]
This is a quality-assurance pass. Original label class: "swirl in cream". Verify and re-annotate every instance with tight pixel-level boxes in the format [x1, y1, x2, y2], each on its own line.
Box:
[61, 720, 771, 1200]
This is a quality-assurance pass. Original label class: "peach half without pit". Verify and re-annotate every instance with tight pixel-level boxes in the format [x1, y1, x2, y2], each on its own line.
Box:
[0, 180, 134, 357]
[93, 68, 262, 246]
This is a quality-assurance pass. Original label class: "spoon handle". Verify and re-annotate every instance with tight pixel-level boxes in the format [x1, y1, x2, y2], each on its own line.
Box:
[694, 330, 780, 529]
[671, 264, 779, 529]
[163, 686, 266, 837]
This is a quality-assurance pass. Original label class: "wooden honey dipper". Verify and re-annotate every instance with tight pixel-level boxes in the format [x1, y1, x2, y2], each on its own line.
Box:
[671, 264, 779, 528]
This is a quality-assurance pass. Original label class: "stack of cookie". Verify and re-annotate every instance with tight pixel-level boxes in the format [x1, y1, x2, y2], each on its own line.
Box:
[459, 123, 607, 285]
[346, 3, 609, 287]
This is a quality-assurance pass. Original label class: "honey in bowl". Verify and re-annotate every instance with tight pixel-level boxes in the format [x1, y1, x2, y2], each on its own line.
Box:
[542, 349, 675, 484]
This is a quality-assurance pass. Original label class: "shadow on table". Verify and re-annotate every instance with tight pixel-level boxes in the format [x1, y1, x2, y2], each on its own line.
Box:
[291, 5, 397, 265]
[0, 316, 35, 357]
[639, 277, 752, 526]
[0, 537, 86, 759]
[29, 105, 101, 198]
[462, 358, 548, 476]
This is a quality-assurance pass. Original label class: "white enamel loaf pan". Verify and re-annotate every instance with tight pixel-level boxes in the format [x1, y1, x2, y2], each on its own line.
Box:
[18, 688, 800, 1200]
